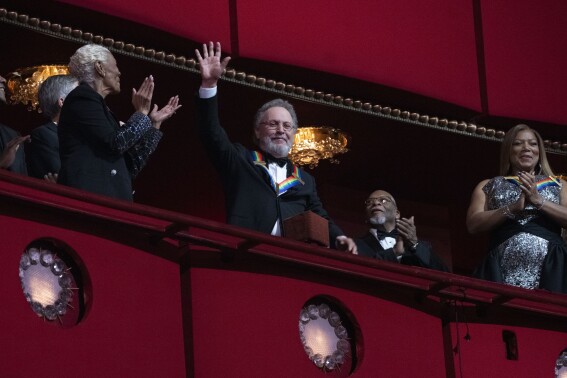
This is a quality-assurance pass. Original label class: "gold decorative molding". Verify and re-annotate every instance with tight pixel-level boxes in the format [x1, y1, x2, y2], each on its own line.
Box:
[289, 126, 350, 168]
[1, 7, 566, 155]
[6, 64, 69, 111]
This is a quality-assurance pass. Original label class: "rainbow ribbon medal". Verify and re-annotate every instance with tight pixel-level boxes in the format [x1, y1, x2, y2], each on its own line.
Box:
[504, 175, 560, 190]
[251, 151, 304, 195]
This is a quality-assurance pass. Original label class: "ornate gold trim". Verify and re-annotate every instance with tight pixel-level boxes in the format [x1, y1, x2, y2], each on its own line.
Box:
[1, 7, 566, 155]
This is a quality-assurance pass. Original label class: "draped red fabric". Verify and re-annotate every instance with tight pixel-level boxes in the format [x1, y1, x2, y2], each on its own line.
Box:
[56, 0, 567, 125]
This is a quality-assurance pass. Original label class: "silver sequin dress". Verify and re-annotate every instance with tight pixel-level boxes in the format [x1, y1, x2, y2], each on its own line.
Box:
[480, 175, 563, 290]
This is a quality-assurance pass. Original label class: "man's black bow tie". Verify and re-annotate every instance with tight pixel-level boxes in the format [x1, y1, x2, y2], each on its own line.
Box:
[375, 228, 398, 240]
[265, 153, 289, 167]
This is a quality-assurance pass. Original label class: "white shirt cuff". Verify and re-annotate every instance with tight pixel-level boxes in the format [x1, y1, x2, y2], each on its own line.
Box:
[199, 86, 217, 99]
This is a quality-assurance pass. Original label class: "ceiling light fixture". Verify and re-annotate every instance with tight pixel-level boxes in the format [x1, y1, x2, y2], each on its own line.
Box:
[289, 126, 350, 168]
[6, 65, 69, 111]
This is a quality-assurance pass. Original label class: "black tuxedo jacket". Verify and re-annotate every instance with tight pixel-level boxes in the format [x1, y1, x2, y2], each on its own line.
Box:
[0, 123, 27, 175]
[58, 83, 161, 200]
[28, 121, 59, 179]
[197, 95, 344, 243]
[355, 232, 449, 272]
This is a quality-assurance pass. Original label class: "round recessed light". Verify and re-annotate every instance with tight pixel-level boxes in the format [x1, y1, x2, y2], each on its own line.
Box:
[556, 349, 567, 377]
[20, 246, 75, 321]
[299, 302, 353, 372]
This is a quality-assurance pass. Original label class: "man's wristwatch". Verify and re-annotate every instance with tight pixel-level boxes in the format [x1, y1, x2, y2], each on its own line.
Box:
[409, 241, 419, 251]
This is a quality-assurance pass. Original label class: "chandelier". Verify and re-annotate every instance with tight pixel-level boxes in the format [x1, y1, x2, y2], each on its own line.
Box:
[6, 65, 69, 111]
[289, 126, 350, 168]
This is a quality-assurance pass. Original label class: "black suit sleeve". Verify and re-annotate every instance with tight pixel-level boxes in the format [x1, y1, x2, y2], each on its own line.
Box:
[400, 241, 449, 272]
[0, 124, 28, 175]
[355, 235, 399, 261]
[29, 125, 60, 179]
[63, 88, 152, 154]
[303, 175, 345, 243]
[356, 233, 449, 272]
[196, 94, 241, 173]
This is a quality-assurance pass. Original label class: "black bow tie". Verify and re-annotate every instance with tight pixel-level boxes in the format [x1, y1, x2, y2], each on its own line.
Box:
[375, 228, 398, 241]
[265, 153, 289, 167]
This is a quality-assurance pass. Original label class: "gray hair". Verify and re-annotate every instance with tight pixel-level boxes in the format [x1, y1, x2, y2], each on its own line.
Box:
[254, 98, 298, 129]
[252, 99, 298, 145]
[38, 74, 78, 120]
[68, 44, 112, 85]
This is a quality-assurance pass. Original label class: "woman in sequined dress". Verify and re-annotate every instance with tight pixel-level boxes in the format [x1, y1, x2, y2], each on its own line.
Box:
[466, 124, 567, 294]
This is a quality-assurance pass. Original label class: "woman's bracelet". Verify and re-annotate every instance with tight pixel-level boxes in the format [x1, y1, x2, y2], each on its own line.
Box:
[535, 198, 546, 210]
[502, 205, 516, 219]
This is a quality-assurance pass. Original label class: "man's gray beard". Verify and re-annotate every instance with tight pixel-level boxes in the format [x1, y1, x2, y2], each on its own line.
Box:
[259, 136, 291, 158]
[368, 214, 386, 227]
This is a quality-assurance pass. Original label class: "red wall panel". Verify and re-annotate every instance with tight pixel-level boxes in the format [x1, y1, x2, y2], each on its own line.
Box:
[451, 322, 567, 376]
[51, 0, 567, 126]
[3, 175, 567, 377]
[56, 0, 233, 50]
[237, 0, 481, 111]
[189, 261, 447, 377]
[0, 215, 186, 377]
[482, 0, 567, 125]
[56, 0, 481, 111]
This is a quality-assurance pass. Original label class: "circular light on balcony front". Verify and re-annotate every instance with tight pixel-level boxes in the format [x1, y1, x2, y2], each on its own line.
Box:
[19, 246, 76, 321]
[299, 302, 352, 371]
[556, 349, 567, 377]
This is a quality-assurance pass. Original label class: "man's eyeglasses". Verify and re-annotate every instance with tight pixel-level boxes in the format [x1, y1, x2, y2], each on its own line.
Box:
[365, 197, 394, 207]
[260, 120, 295, 131]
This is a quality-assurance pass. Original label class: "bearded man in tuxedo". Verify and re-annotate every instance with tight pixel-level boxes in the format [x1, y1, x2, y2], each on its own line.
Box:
[195, 41, 356, 253]
[355, 189, 448, 271]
